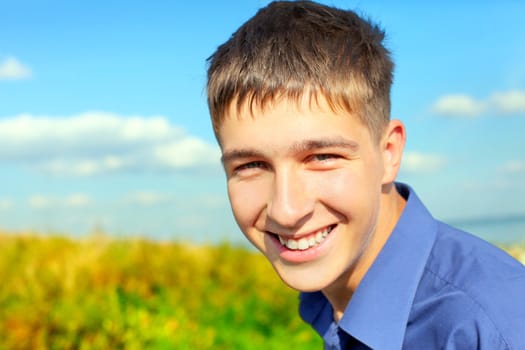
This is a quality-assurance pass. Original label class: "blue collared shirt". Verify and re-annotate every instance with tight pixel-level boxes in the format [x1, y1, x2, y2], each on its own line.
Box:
[299, 183, 525, 349]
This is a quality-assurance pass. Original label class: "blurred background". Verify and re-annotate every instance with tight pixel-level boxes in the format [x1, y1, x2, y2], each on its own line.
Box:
[1, 0, 524, 244]
[1, 1, 524, 348]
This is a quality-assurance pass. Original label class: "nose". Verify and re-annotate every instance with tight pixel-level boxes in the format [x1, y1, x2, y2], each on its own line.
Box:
[266, 167, 314, 229]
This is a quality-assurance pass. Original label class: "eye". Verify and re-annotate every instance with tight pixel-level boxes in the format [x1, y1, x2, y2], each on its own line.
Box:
[233, 161, 268, 174]
[310, 153, 340, 162]
[304, 153, 345, 170]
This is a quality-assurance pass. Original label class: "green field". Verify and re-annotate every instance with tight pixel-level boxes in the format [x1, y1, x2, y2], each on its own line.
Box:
[0, 232, 322, 349]
[1, 232, 523, 349]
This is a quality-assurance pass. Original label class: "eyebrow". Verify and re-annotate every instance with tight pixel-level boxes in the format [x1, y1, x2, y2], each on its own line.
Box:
[290, 138, 360, 154]
[221, 137, 359, 164]
[221, 148, 264, 164]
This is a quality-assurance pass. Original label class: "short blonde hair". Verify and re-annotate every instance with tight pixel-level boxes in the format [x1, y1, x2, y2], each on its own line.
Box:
[207, 0, 394, 142]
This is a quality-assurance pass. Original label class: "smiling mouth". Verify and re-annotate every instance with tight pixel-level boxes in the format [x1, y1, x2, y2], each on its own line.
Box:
[273, 225, 335, 251]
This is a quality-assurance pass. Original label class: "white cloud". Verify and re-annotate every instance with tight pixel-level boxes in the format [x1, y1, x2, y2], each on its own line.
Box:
[29, 193, 92, 209]
[29, 195, 55, 209]
[500, 160, 525, 174]
[64, 194, 92, 207]
[122, 191, 175, 206]
[0, 198, 13, 211]
[432, 90, 525, 117]
[194, 194, 228, 208]
[431, 94, 486, 117]
[0, 112, 220, 176]
[0, 112, 177, 158]
[401, 152, 447, 173]
[41, 156, 132, 176]
[0, 57, 32, 80]
[153, 138, 221, 168]
[490, 90, 525, 114]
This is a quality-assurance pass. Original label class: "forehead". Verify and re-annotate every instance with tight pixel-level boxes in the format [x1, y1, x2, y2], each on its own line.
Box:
[219, 86, 365, 120]
[218, 95, 372, 154]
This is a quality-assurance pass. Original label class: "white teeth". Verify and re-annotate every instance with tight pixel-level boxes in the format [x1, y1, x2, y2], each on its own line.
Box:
[287, 239, 298, 250]
[278, 226, 333, 251]
[297, 238, 309, 250]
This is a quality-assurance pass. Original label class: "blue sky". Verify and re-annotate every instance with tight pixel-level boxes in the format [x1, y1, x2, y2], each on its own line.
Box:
[1, 1, 524, 244]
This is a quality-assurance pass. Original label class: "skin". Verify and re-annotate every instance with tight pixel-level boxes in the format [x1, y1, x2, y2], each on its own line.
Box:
[218, 95, 407, 321]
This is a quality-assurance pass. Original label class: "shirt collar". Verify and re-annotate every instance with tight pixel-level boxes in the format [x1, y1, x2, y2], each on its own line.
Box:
[338, 183, 437, 349]
[300, 183, 438, 350]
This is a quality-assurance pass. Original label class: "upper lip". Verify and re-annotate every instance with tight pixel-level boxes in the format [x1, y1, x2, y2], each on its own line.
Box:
[267, 224, 335, 240]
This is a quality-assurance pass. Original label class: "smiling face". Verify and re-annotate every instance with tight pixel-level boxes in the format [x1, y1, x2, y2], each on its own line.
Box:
[218, 96, 405, 297]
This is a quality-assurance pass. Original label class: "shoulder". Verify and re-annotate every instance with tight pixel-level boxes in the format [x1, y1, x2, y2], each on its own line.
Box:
[408, 278, 510, 348]
[408, 222, 525, 349]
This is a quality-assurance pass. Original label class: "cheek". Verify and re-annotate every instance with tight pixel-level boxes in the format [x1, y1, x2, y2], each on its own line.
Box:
[315, 167, 382, 218]
[227, 180, 267, 229]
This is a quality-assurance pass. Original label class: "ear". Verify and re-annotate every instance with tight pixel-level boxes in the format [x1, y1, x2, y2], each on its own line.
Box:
[381, 119, 406, 184]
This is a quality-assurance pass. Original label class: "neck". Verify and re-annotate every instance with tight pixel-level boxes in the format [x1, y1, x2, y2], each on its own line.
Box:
[322, 183, 406, 322]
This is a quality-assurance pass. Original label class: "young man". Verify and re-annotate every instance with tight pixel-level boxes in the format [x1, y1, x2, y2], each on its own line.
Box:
[206, 1, 525, 349]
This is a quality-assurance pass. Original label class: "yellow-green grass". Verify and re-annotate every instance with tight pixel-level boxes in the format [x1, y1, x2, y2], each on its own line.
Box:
[0, 231, 523, 350]
[0, 231, 321, 349]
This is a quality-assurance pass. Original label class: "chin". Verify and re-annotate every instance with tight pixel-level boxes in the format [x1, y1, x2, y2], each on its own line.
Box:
[271, 261, 336, 292]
